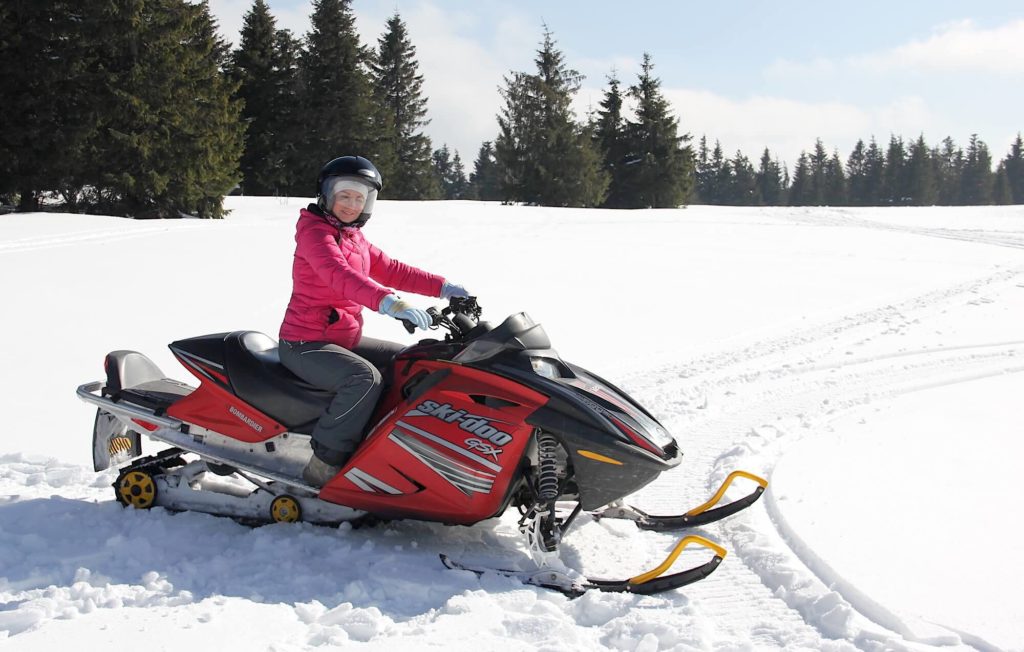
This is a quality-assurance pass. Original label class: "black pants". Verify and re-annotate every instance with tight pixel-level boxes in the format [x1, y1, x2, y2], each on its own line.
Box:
[278, 336, 404, 465]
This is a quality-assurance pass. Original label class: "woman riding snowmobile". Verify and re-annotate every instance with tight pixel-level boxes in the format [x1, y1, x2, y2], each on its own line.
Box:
[277, 155, 470, 486]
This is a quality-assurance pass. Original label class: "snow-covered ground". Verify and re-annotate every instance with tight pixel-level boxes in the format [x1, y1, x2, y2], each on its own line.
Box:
[1, 199, 1022, 651]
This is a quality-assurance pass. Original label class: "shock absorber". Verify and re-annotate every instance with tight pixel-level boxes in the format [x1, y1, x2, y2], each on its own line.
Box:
[535, 431, 560, 503]
[518, 430, 561, 557]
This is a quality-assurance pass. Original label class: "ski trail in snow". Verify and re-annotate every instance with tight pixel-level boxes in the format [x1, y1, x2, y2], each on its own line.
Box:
[775, 207, 1024, 250]
[0, 224, 217, 254]
[617, 266, 1024, 650]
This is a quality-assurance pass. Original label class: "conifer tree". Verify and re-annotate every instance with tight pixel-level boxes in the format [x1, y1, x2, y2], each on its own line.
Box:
[298, 0, 381, 175]
[693, 136, 713, 203]
[960, 134, 994, 205]
[622, 53, 692, 207]
[993, 162, 1013, 204]
[89, 0, 243, 217]
[1001, 134, 1024, 204]
[788, 152, 811, 205]
[823, 150, 847, 205]
[0, 2, 99, 210]
[372, 13, 439, 199]
[467, 141, 502, 201]
[593, 71, 630, 207]
[494, 28, 607, 206]
[432, 145, 468, 199]
[756, 148, 784, 206]
[882, 136, 907, 205]
[230, 0, 300, 195]
[906, 135, 937, 205]
[846, 140, 868, 206]
[863, 138, 886, 206]
[809, 139, 828, 205]
[729, 152, 758, 205]
[934, 137, 963, 205]
[705, 140, 726, 204]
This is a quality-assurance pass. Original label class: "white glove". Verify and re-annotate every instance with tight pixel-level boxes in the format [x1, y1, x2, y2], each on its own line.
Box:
[440, 280, 470, 300]
[378, 294, 431, 330]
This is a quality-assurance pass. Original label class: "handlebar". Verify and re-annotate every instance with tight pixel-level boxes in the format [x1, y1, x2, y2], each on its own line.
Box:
[398, 296, 482, 339]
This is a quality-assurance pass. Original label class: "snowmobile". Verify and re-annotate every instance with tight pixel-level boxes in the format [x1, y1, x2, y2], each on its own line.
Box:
[77, 297, 767, 597]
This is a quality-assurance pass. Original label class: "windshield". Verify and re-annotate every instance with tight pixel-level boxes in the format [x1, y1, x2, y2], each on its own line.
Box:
[453, 312, 551, 363]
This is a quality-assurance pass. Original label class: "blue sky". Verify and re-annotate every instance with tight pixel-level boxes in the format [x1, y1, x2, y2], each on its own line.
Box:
[209, 0, 1024, 171]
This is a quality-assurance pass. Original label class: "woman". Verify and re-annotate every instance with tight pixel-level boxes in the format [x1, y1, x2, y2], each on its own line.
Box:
[278, 155, 469, 487]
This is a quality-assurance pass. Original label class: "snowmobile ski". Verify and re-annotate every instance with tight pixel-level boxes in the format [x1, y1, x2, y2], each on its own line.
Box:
[440, 534, 727, 598]
[590, 470, 768, 531]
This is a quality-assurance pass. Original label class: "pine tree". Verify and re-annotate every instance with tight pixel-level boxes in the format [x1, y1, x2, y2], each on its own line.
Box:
[729, 152, 758, 205]
[809, 139, 828, 205]
[934, 137, 962, 205]
[846, 140, 868, 206]
[372, 13, 439, 199]
[882, 136, 907, 205]
[230, 0, 300, 195]
[494, 27, 607, 206]
[823, 150, 847, 205]
[622, 53, 692, 208]
[297, 0, 379, 174]
[271, 29, 306, 196]
[432, 145, 468, 199]
[863, 138, 886, 206]
[906, 135, 937, 205]
[467, 141, 502, 201]
[788, 152, 811, 205]
[593, 70, 630, 207]
[993, 162, 1013, 204]
[88, 0, 243, 217]
[1001, 134, 1024, 204]
[0, 2, 100, 210]
[756, 148, 784, 206]
[694, 136, 713, 203]
[705, 140, 726, 204]
[960, 134, 994, 205]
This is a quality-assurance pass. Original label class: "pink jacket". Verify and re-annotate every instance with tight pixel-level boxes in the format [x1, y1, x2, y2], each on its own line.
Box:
[279, 207, 444, 348]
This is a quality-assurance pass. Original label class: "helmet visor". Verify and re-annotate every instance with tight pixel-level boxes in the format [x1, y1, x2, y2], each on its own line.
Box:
[322, 176, 377, 218]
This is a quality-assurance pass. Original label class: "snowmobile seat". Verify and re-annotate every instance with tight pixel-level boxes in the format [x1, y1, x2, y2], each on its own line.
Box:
[223, 331, 333, 432]
[117, 379, 194, 411]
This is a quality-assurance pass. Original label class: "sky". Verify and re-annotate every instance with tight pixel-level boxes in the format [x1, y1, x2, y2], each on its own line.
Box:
[2, 199, 1023, 648]
[211, 1, 1024, 171]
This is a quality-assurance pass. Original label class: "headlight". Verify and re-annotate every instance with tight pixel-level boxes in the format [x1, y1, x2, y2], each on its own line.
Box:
[530, 357, 561, 379]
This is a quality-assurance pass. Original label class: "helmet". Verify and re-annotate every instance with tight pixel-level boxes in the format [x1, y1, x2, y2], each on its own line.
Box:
[316, 156, 383, 227]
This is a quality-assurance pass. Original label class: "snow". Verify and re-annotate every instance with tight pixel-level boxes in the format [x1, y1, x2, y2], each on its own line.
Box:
[2, 199, 1023, 650]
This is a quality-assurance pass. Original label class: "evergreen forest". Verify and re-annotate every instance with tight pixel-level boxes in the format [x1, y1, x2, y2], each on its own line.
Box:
[2, 1, 1022, 218]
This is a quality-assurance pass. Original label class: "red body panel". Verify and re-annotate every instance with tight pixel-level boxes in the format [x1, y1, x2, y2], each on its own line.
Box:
[166, 380, 286, 443]
[318, 360, 549, 524]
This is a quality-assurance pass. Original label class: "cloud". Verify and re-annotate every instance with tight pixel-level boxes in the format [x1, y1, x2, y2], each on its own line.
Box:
[769, 18, 1024, 78]
[656, 89, 943, 167]
[859, 19, 1024, 74]
[363, 2, 538, 161]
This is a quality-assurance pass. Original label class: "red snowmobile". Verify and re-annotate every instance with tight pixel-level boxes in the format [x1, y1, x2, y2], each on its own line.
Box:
[78, 297, 766, 596]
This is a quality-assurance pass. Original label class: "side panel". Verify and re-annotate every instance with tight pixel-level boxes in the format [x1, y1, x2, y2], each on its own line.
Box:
[166, 381, 286, 443]
[319, 361, 548, 524]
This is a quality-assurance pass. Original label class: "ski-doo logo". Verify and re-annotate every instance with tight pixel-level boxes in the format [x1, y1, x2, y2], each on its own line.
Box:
[409, 401, 513, 446]
[229, 406, 263, 433]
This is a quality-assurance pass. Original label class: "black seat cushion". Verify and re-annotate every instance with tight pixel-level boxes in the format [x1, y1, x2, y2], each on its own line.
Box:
[224, 331, 332, 432]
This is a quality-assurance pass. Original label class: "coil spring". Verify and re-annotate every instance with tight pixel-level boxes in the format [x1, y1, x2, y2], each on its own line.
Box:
[535, 431, 560, 502]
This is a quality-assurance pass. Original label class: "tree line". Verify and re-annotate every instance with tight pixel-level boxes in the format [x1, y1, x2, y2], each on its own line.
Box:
[2, 0, 1021, 217]
[695, 133, 1024, 207]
